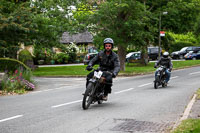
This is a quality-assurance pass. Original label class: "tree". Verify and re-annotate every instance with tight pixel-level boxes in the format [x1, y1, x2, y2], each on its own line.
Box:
[162, 0, 200, 34]
[0, 0, 36, 58]
[0, 0, 79, 58]
[75, 0, 154, 71]
[194, 15, 200, 43]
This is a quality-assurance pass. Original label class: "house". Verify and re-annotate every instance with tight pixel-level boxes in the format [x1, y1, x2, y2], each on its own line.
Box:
[60, 31, 94, 53]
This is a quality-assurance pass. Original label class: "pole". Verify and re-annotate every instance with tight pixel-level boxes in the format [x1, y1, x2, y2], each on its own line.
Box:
[158, 12, 161, 60]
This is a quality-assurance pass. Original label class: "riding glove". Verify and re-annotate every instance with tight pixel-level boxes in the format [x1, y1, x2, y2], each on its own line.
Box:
[86, 65, 92, 71]
[112, 73, 116, 78]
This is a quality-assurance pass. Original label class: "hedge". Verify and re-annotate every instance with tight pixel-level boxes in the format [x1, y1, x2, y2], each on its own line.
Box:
[0, 58, 30, 73]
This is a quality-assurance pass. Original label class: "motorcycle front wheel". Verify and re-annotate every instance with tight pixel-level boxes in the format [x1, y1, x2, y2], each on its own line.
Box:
[82, 82, 95, 110]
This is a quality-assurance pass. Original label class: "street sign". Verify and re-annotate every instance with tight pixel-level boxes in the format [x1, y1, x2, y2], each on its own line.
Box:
[160, 31, 165, 36]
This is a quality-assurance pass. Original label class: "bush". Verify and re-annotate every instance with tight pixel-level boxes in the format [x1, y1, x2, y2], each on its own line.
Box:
[33, 45, 46, 65]
[0, 58, 30, 73]
[68, 52, 76, 63]
[18, 49, 34, 69]
[1, 69, 35, 94]
[55, 53, 69, 64]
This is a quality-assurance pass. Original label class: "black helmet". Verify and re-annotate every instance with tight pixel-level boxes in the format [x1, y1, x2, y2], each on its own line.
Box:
[163, 52, 169, 58]
[104, 38, 114, 48]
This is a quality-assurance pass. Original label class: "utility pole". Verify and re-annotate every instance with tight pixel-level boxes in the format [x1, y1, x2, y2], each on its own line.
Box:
[158, 12, 161, 60]
[158, 11, 168, 59]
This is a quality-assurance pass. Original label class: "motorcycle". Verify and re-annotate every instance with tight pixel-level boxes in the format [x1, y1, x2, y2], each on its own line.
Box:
[154, 65, 167, 89]
[82, 68, 112, 110]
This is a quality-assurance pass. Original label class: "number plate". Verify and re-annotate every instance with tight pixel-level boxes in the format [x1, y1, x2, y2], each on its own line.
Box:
[94, 71, 103, 78]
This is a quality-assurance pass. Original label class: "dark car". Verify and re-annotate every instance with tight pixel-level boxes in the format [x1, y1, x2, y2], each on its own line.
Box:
[148, 47, 162, 60]
[83, 53, 98, 65]
[184, 50, 200, 60]
[171, 46, 200, 59]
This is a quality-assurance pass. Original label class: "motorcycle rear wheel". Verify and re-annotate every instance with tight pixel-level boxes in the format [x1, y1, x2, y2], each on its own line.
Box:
[82, 83, 94, 110]
[154, 81, 159, 89]
[154, 77, 159, 89]
[98, 100, 103, 104]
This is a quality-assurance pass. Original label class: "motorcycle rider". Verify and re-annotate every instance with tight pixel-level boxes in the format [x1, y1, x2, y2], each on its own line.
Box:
[154, 52, 173, 84]
[86, 38, 120, 100]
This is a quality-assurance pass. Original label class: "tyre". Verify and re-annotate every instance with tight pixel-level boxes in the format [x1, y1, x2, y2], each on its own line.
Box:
[179, 55, 184, 59]
[192, 57, 196, 60]
[82, 82, 94, 110]
[154, 81, 159, 89]
[98, 100, 103, 104]
[162, 82, 166, 87]
[154, 77, 159, 89]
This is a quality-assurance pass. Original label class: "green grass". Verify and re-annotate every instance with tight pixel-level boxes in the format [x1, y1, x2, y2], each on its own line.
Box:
[33, 65, 89, 76]
[33, 60, 200, 77]
[172, 119, 200, 133]
[196, 88, 200, 100]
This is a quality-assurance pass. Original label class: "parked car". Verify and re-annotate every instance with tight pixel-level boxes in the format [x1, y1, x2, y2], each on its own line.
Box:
[184, 50, 200, 60]
[126, 51, 141, 63]
[148, 47, 162, 60]
[171, 46, 200, 59]
[83, 53, 98, 65]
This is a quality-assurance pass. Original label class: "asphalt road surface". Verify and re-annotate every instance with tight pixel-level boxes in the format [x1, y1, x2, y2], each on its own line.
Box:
[0, 66, 200, 133]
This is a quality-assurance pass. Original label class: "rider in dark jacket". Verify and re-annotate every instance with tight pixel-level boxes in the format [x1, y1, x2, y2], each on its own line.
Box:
[154, 52, 173, 84]
[86, 38, 120, 100]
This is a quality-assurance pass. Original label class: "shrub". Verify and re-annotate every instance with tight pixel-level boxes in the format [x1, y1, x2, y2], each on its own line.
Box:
[18, 49, 32, 63]
[18, 49, 34, 69]
[55, 53, 69, 64]
[0, 58, 30, 73]
[1, 69, 35, 94]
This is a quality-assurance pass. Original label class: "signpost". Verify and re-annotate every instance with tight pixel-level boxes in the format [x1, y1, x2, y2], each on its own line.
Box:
[158, 12, 168, 59]
[160, 31, 165, 37]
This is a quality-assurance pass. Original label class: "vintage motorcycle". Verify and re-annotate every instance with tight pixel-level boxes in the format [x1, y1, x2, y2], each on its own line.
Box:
[82, 68, 112, 110]
[154, 65, 167, 89]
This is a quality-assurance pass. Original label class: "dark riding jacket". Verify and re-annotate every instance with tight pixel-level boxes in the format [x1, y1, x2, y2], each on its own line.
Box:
[88, 50, 120, 76]
[155, 57, 173, 70]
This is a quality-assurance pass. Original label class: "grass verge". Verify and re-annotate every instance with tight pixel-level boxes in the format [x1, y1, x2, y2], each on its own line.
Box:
[172, 119, 200, 133]
[33, 60, 200, 77]
[196, 88, 200, 100]
[172, 88, 200, 133]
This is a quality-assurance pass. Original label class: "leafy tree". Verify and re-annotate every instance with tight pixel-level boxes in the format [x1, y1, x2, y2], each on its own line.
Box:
[0, 0, 36, 58]
[194, 15, 200, 43]
[163, 0, 200, 34]
[76, 0, 155, 70]
[0, 0, 80, 58]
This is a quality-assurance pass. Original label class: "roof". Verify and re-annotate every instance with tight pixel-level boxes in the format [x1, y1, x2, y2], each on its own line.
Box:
[60, 31, 93, 44]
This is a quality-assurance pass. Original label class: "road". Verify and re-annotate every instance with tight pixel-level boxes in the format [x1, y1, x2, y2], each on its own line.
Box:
[0, 66, 200, 133]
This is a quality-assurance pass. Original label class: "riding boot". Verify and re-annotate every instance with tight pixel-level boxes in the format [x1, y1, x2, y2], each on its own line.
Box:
[103, 85, 112, 101]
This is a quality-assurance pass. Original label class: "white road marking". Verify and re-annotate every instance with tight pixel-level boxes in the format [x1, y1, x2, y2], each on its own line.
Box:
[31, 88, 60, 94]
[114, 88, 135, 94]
[138, 83, 152, 87]
[171, 76, 179, 79]
[51, 100, 82, 108]
[31, 86, 76, 94]
[189, 71, 200, 75]
[0, 115, 23, 123]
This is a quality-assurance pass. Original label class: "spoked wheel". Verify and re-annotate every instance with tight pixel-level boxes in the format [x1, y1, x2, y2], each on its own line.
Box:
[154, 81, 159, 89]
[82, 83, 95, 110]
[162, 81, 167, 87]
[154, 77, 159, 89]
[98, 100, 103, 104]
